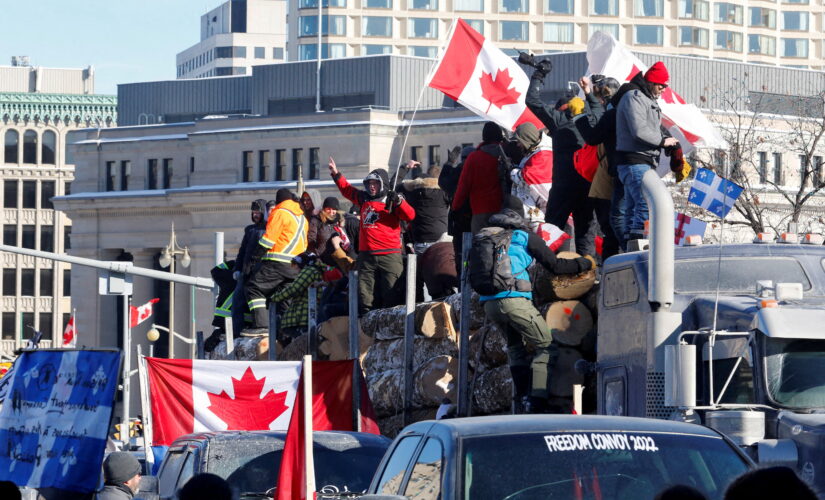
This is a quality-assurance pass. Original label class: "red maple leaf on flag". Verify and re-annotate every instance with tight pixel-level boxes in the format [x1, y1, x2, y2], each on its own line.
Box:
[479, 68, 521, 113]
[207, 367, 290, 430]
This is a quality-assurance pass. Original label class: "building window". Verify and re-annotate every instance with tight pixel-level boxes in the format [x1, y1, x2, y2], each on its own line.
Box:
[634, 25, 663, 45]
[411, 0, 437, 9]
[782, 0, 808, 3]
[161, 159, 172, 189]
[292, 149, 303, 180]
[590, 0, 618, 15]
[364, 16, 392, 37]
[678, 0, 708, 20]
[428, 145, 441, 168]
[41, 226, 54, 252]
[276, 149, 286, 181]
[464, 19, 484, 34]
[749, 7, 775, 28]
[634, 0, 662, 17]
[255, 47, 266, 59]
[41, 130, 56, 165]
[299, 0, 346, 7]
[64, 225, 71, 250]
[773, 153, 783, 185]
[500, 20, 528, 41]
[147, 159, 159, 189]
[273, 47, 284, 59]
[216, 67, 233, 76]
[39, 313, 52, 340]
[589, 23, 619, 39]
[22, 225, 35, 250]
[782, 38, 807, 57]
[409, 18, 438, 38]
[3, 270, 15, 296]
[500, 0, 528, 13]
[782, 12, 808, 31]
[714, 3, 743, 24]
[120, 160, 130, 190]
[546, 0, 573, 13]
[3, 225, 16, 246]
[242, 151, 254, 182]
[363, 44, 392, 55]
[758, 152, 768, 183]
[365, 0, 392, 7]
[21, 269, 34, 296]
[679, 27, 708, 47]
[106, 161, 116, 191]
[454, 0, 481, 11]
[749, 34, 776, 55]
[544, 22, 574, 42]
[299, 44, 346, 60]
[40, 269, 53, 296]
[22, 130, 37, 164]
[189, 157, 195, 174]
[410, 146, 423, 162]
[309, 148, 320, 180]
[22, 181, 35, 209]
[410, 46, 437, 57]
[22, 313, 33, 335]
[3, 181, 16, 209]
[4, 130, 18, 164]
[41, 181, 55, 210]
[715, 30, 743, 52]
[299, 15, 347, 36]
[257, 150, 270, 182]
[2, 312, 14, 339]
[63, 269, 71, 297]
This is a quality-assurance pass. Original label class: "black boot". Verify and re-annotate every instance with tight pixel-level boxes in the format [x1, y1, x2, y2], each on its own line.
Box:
[510, 366, 531, 414]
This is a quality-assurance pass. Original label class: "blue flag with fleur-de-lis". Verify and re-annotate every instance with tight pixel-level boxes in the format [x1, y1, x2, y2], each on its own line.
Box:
[0, 349, 121, 492]
[688, 168, 744, 218]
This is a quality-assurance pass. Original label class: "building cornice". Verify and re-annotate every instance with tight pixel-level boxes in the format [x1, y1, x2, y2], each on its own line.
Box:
[0, 92, 117, 124]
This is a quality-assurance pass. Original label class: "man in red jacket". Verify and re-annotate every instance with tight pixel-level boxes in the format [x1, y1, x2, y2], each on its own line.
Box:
[328, 156, 416, 315]
[452, 122, 505, 233]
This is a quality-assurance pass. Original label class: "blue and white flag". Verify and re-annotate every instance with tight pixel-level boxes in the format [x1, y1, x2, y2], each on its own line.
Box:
[688, 168, 743, 218]
[0, 350, 121, 493]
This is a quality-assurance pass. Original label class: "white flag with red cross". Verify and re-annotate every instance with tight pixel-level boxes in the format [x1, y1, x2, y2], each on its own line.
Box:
[427, 18, 545, 132]
[62, 315, 76, 347]
[675, 212, 708, 245]
[130, 298, 160, 328]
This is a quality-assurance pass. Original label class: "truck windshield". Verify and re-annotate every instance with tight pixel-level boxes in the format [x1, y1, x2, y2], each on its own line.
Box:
[766, 338, 825, 408]
[462, 431, 749, 500]
[674, 257, 810, 293]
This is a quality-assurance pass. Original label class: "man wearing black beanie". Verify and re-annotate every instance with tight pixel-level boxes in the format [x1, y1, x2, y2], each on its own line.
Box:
[98, 452, 141, 499]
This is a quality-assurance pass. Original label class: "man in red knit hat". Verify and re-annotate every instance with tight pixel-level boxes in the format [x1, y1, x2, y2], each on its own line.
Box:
[614, 61, 680, 242]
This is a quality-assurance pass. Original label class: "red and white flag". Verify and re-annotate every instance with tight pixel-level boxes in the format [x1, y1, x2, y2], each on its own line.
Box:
[536, 222, 570, 252]
[427, 19, 544, 132]
[512, 135, 554, 225]
[675, 212, 707, 245]
[130, 298, 160, 328]
[585, 32, 726, 158]
[62, 315, 76, 348]
[144, 358, 302, 445]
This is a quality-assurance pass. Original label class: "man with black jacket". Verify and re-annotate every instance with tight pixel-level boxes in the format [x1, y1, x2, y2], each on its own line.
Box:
[439, 144, 474, 276]
[524, 57, 596, 257]
[231, 199, 266, 335]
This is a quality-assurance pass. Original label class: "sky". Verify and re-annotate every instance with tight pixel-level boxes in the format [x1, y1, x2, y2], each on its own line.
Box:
[0, 0, 210, 95]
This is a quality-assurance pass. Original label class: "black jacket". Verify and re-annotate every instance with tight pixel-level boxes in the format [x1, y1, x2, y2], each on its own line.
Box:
[307, 211, 342, 254]
[575, 92, 618, 176]
[235, 199, 267, 275]
[398, 176, 450, 244]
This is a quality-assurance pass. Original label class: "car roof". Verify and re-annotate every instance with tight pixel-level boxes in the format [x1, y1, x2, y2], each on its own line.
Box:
[403, 415, 727, 438]
[170, 430, 390, 447]
[606, 242, 825, 268]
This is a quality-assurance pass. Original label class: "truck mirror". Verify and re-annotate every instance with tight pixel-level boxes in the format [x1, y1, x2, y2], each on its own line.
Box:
[665, 344, 696, 408]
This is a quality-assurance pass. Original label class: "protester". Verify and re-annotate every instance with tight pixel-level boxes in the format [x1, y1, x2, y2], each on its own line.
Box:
[178, 473, 233, 500]
[615, 61, 679, 242]
[510, 122, 553, 229]
[524, 56, 596, 257]
[655, 485, 708, 500]
[244, 188, 308, 332]
[232, 199, 267, 335]
[724, 466, 818, 500]
[452, 122, 506, 233]
[439, 144, 474, 276]
[419, 241, 458, 299]
[398, 163, 450, 253]
[307, 196, 343, 254]
[328, 156, 415, 315]
[205, 260, 236, 352]
[473, 195, 593, 413]
[97, 452, 141, 500]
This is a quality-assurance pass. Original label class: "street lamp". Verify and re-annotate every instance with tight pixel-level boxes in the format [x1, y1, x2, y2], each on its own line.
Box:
[159, 223, 190, 359]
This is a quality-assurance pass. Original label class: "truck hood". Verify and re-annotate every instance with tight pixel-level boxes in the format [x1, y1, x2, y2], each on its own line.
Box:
[681, 296, 759, 332]
[682, 296, 825, 337]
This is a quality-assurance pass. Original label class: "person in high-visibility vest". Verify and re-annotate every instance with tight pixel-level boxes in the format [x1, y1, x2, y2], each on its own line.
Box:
[244, 189, 308, 331]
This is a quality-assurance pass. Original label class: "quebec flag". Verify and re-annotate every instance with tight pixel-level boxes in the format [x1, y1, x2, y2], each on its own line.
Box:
[0, 350, 121, 493]
[688, 168, 743, 218]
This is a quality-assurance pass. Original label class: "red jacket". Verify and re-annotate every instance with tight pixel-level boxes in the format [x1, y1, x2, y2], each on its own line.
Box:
[334, 173, 415, 254]
[452, 143, 504, 215]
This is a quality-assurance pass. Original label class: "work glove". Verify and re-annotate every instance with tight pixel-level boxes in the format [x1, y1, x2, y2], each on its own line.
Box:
[386, 191, 404, 212]
[447, 145, 462, 166]
[669, 146, 691, 183]
[673, 159, 692, 184]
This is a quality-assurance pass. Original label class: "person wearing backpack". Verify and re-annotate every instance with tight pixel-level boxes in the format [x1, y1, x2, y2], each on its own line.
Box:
[471, 195, 594, 413]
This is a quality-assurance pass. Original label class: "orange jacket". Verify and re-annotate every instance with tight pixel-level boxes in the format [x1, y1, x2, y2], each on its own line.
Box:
[258, 199, 308, 262]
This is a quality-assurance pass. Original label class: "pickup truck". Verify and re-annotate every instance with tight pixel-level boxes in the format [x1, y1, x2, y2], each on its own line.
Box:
[362, 415, 753, 500]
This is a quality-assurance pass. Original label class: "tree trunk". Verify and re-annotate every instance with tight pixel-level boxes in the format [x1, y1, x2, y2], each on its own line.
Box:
[541, 300, 594, 347]
[413, 355, 459, 408]
[367, 369, 404, 417]
[469, 322, 508, 368]
[362, 336, 458, 376]
[533, 252, 596, 302]
[360, 302, 457, 341]
[548, 347, 584, 398]
[472, 364, 512, 415]
[444, 291, 486, 330]
[317, 316, 374, 360]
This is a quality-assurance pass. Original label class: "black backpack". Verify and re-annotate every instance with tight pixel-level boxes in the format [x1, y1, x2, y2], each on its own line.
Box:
[468, 227, 515, 295]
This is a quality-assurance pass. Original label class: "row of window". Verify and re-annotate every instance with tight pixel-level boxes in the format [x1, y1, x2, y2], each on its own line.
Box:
[2, 224, 69, 253]
[0, 312, 70, 341]
[1, 268, 70, 298]
[105, 159, 182, 191]
[3, 180, 65, 210]
[298, 0, 814, 15]
[240, 148, 322, 182]
[177, 46, 286, 76]
[4, 130, 57, 166]
[754, 152, 825, 186]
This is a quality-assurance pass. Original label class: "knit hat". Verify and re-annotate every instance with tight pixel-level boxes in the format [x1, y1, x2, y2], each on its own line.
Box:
[482, 121, 504, 143]
[322, 196, 340, 210]
[103, 452, 141, 484]
[567, 97, 585, 116]
[644, 62, 670, 86]
[460, 145, 475, 159]
[275, 188, 294, 204]
[503, 195, 524, 215]
[291, 252, 318, 268]
[514, 123, 541, 151]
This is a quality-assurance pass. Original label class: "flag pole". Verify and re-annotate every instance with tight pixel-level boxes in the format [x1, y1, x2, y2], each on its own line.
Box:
[72, 307, 76, 347]
[302, 355, 316, 498]
[136, 347, 154, 470]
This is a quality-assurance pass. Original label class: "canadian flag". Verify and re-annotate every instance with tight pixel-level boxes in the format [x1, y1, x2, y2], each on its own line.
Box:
[536, 222, 570, 252]
[427, 19, 544, 132]
[130, 298, 159, 328]
[62, 315, 76, 348]
[144, 358, 302, 446]
[511, 135, 553, 225]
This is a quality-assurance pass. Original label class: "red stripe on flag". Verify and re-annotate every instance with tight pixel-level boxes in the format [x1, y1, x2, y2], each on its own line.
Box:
[427, 19, 485, 101]
[513, 106, 545, 131]
[146, 358, 195, 446]
[626, 65, 641, 82]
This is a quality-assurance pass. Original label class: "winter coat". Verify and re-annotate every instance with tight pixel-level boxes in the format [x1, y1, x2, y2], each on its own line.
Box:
[258, 199, 309, 263]
[479, 209, 592, 303]
[452, 143, 505, 215]
[399, 176, 450, 244]
[307, 210, 342, 254]
[575, 94, 615, 200]
[96, 484, 134, 500]
[234, 199, 267, 274]
[333, 169, 415, 255]
[419, 241, 458, 299]
[615, 72, 668, 167]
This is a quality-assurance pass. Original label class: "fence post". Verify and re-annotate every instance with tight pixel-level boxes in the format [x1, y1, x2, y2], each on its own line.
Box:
[457, 232, 473, 417]
[195, 331, 204, 360]
[307, 286, 318, 359]
[403, 253, 417, 427]
[269, 307, 279, 361]
[348, 270, 361, 431]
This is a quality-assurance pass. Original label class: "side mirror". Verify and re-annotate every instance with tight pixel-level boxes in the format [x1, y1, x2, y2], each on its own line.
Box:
[665, 343, 696, 408]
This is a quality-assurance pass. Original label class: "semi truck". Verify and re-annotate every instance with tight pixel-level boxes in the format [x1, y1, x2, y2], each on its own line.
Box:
[595, 170, 825, 488]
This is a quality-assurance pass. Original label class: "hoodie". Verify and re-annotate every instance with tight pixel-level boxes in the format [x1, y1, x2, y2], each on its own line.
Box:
[452, 142, 505, 215]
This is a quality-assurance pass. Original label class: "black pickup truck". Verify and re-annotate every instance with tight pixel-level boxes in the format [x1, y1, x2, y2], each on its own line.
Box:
[362, 415, 753, 500]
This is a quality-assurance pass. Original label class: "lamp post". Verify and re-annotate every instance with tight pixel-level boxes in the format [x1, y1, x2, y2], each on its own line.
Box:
[158, 223, 191, 359]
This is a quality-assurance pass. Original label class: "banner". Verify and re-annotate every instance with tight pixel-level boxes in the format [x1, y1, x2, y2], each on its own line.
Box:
[0, 350, 121, 493]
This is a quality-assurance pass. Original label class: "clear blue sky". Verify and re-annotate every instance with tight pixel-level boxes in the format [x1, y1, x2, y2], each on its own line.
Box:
[0, 1, 208, 95]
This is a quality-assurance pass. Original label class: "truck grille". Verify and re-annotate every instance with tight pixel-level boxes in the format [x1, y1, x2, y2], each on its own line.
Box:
[645, 371, 674, 419]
